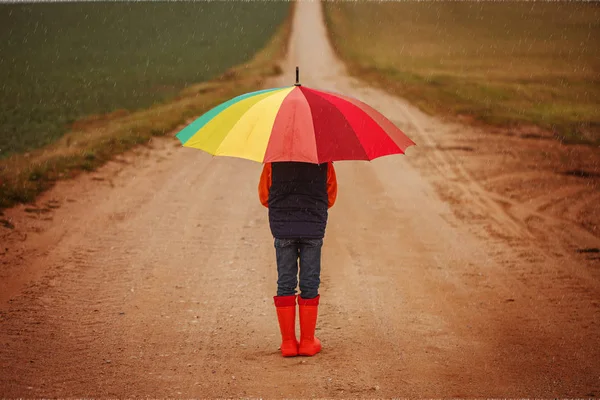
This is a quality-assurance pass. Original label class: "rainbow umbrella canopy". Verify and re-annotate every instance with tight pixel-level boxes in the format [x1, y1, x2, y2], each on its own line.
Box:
[176, 68, 414, 164]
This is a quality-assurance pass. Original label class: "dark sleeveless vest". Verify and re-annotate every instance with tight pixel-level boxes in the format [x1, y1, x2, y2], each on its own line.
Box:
[268, 162, 329, 239]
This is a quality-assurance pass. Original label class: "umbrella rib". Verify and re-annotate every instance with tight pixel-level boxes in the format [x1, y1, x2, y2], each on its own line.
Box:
[301, 90, 318, 163]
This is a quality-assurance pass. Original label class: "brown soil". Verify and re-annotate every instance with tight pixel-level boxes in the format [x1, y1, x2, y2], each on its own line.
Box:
[1, 2, 598, 397]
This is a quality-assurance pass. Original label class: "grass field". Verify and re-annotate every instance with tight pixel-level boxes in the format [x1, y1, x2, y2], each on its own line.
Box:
[0, 1, 290, 158]
[324, 2, 600, 143]
[0, 2, 293, 210]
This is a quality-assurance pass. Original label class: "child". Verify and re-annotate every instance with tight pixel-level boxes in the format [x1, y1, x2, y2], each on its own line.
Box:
[259, 161, 337, 357]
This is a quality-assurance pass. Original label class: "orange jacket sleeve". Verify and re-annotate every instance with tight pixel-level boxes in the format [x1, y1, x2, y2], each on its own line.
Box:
[327, 162, 337, 208]
[258, 163, 272, 207]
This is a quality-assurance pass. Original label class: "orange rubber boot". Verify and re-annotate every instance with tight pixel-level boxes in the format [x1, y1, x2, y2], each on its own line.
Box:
[298, 295, 322, 356]
[274, 295, 299, 357]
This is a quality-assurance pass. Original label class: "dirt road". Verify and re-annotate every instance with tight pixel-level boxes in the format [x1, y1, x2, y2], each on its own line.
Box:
[1, 2, 599, 397]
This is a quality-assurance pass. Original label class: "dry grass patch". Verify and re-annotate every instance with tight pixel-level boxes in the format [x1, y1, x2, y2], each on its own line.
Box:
[324, 2, 600, 144]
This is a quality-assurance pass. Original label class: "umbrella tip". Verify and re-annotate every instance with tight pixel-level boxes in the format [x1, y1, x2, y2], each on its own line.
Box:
[295, 66, 301, 86]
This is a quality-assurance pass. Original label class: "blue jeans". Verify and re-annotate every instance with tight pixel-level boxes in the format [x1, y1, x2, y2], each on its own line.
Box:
[274, 238, 323, 299]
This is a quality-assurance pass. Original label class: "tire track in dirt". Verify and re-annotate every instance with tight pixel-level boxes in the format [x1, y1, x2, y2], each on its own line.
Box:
[1, 1, 599, 397]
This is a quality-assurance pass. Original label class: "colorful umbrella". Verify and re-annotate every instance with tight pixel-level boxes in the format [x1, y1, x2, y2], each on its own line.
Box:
[175, 68, 415, 163]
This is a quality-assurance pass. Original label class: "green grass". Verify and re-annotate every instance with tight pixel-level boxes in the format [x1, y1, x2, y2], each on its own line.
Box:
[324, 2, 600, 143]
[0, 2, 294, 210]
[0, 1, 290, 158]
